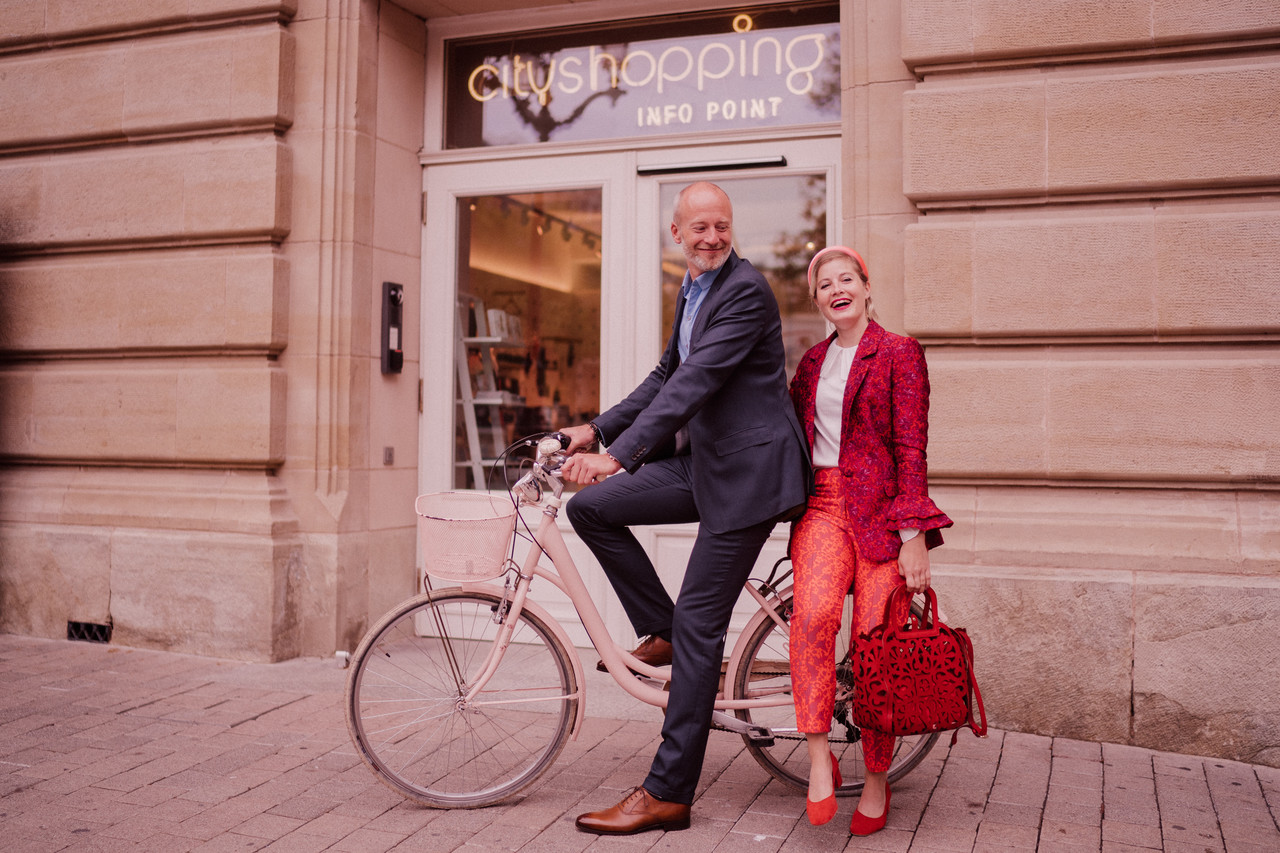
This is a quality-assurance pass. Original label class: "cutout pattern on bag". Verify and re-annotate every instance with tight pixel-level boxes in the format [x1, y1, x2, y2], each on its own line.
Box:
[852, 586, 986, 740]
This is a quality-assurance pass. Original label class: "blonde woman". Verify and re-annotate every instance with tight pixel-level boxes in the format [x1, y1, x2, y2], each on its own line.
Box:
[787, 246, 952, 835]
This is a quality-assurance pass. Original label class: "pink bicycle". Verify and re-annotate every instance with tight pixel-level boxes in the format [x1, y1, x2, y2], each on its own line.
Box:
[344, 433, 938, 807]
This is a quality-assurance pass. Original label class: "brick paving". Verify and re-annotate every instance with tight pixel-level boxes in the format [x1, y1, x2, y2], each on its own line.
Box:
[2, 633, 1278, 852]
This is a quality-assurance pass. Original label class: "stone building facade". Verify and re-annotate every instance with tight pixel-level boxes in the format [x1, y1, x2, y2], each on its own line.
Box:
[1, 0, 1276, 767]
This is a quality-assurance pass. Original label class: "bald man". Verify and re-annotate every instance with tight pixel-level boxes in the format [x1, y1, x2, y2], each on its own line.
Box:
[560, 182, 810, 834]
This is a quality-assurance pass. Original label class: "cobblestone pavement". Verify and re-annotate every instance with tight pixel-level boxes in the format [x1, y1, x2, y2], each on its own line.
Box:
[2, 633, 1277, 852]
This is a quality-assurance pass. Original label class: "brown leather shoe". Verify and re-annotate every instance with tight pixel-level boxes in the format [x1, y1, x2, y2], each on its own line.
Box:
[575, 786, 691, 835]
[595, 635, 673, 673]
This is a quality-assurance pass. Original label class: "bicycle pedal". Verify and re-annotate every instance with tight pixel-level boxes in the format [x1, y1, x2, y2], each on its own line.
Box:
[709, 711, 774, 746]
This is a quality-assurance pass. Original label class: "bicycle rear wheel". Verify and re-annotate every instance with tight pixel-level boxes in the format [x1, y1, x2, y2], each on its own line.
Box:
[345, 587, 578, 808]
[731, 592, 939, 794]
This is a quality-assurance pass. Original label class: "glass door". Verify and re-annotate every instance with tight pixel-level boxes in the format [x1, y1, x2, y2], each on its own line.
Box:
[652, 171, 832, 382]
[631, 138, 838, 383]
[420, 153, 634, 494]
[453, 187, 604, 488]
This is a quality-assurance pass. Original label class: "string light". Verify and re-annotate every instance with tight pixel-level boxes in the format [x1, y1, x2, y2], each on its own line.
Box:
[492, 194, 602, 249]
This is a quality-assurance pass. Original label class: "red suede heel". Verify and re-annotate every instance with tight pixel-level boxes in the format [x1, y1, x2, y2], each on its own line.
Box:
[806, 751, 843, 826]
[806, 793, 837, 825]
[849, 785, 890, 836]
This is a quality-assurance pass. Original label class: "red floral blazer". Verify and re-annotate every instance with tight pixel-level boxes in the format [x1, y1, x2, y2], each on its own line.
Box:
[789, 320, 952, 562]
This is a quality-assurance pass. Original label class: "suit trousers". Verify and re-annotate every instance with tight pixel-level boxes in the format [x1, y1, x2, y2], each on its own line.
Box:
[565, 455, 776, 804]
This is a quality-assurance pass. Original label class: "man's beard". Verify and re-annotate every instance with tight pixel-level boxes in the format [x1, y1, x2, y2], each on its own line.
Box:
[685, 244, 731, 273]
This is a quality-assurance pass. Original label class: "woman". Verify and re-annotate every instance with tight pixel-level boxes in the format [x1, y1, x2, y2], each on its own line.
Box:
[788, 246, 952, 835]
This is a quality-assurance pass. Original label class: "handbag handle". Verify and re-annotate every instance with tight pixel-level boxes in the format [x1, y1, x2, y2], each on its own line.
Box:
[880, 584, 940, 634]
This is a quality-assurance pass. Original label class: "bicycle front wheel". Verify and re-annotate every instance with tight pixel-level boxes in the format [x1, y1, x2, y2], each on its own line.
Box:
[345, 587, 578, 808]
[731, 592, 939, 795]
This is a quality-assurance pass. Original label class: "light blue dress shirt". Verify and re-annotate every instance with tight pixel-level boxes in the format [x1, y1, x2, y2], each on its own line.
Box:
[677, 269, 716, 362]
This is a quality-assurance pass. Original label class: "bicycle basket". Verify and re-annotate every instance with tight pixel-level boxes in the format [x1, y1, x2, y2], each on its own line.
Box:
[415, 492, 517, 582]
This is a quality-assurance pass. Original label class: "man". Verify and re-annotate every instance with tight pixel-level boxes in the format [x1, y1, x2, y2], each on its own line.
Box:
[559, 181, 810, 834]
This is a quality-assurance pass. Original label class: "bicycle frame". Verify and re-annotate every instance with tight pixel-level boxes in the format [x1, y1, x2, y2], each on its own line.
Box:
[453, 489, 797, 730]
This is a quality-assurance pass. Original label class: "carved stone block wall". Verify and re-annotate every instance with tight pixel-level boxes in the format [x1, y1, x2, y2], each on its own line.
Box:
[845, 0, 1280, 765]
[0, 2, 302, 660]
[0, 0, 426, 660]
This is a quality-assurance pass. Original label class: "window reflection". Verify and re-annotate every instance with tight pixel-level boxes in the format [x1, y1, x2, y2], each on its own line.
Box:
[659, 174, 828, 380]
[455, 190, 602, 489]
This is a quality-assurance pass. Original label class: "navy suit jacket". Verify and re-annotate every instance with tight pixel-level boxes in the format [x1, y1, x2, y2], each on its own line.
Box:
[594, 251, 810, 534]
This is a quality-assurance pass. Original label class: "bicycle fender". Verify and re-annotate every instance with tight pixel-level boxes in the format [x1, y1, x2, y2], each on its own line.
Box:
[460, 581, 587, 740]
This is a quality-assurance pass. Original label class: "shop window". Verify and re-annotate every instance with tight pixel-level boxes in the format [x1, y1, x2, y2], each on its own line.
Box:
[659, 174, 828, 381]
[454, 190, 602, 489]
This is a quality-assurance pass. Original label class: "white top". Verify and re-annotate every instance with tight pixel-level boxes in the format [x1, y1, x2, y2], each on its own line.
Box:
[811, 340, 919, 543]
[811, 340, 857, 468]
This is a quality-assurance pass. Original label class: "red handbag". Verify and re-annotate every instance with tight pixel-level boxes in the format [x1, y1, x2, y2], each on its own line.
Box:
[852, 585, 987, 742]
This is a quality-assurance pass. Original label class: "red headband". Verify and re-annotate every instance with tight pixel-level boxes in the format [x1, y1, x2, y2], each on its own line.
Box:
[807, 246, 869, 290]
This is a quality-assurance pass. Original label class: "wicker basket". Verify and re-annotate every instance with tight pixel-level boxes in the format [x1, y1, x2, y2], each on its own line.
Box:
[415, 492, 517, 582]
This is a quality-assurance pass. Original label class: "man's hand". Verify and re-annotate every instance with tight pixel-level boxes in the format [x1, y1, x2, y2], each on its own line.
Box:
[561, 452, 622, 485]
[897, 535, 931, 592]
[559, 423, 598, 455]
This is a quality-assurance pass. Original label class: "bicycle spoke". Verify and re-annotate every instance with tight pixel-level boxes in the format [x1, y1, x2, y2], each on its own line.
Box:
[346, 589, 577, 807]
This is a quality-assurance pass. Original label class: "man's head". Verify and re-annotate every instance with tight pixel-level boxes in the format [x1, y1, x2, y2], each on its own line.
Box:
[671, 182, 734, 278]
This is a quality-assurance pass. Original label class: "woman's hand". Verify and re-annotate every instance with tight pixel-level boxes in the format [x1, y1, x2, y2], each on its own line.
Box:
[897, 535, 931, 592]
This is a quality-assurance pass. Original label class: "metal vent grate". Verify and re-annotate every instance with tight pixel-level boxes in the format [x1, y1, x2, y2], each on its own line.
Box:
[66, 621, 112, 643]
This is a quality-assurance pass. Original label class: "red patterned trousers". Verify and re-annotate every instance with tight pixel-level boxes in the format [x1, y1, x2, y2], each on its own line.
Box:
[789, 468, 909, 774]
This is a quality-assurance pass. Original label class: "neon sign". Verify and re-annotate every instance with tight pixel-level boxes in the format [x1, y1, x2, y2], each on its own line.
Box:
[444, 4, 839, 148]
